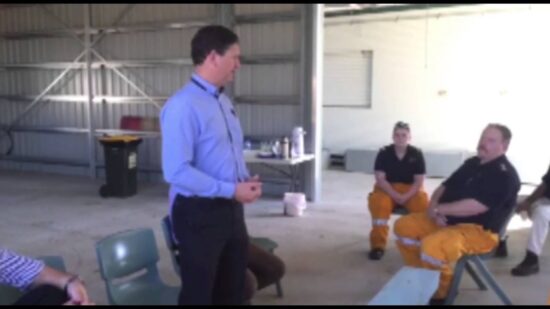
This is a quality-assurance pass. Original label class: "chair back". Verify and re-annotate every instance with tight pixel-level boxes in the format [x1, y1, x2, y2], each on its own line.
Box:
[96, 228, 164, 305]
[39, 255, 66, 272]
[160, 216, 181, 274]
[96, 228, 160, 280]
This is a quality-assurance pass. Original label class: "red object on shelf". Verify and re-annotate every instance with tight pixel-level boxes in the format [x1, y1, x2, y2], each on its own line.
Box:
[120, 116, 142, 131]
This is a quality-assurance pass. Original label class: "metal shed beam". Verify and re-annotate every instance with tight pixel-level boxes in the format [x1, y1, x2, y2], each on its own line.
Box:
[325, 3, 484, 18]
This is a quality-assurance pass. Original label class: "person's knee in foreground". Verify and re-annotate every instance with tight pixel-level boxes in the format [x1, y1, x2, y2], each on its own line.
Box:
[160, 24, 262, 305]
[367, 121, 429, 260]
[243, 241, 285, 303]
[0, 247, 93, 305]
[393, 123, 520, 305]
[511, 163, 550, 277]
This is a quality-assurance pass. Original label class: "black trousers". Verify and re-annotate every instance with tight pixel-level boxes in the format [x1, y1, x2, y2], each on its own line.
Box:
[171, 195, 249, 305]
[13, 285, 68, 305]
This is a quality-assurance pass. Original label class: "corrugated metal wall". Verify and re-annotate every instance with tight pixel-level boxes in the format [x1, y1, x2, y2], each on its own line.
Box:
[0, 4, 308, 190]
[235, 7, 302, 136]
[234, 4, 303, 193]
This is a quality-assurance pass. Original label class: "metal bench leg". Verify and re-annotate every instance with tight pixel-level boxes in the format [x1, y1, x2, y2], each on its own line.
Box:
[275, 280, 283, 298]
[265, 248, 284, 298]
[471, 256, 513, 305]
[445, 258, 467, 305]
[465, 261, 487, 290]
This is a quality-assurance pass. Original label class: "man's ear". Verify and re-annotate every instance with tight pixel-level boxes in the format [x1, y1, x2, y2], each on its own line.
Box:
[503, 141, 509, 152]
[204, 50, 218, 66]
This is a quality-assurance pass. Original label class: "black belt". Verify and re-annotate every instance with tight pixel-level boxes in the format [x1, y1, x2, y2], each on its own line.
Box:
[177, 195, 239, 205]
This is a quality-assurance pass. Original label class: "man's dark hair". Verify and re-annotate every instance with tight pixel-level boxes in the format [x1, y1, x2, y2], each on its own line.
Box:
[191, 25, 239, 65]
[488, 123, 512, 144]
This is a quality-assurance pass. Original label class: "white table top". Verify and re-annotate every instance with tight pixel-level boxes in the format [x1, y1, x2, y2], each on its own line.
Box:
[244, 150, 315, 166]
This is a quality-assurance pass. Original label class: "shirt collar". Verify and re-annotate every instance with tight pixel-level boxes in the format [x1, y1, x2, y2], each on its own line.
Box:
[191, 72, 224, 98]
[391, 144, 409, 158]
[478, 154, 507, 167]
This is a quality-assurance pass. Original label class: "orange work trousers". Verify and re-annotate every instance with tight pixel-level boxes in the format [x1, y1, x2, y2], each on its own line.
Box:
[368, 183, 429, 250]
[394, 212, 499, 300]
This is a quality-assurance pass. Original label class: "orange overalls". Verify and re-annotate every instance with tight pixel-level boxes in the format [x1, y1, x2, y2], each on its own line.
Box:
[394, 212, 499, 299]
[368, 183, 429, 250]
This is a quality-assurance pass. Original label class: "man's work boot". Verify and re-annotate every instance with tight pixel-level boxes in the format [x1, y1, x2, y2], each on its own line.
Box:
[511, 250, 539, 276]
[429, 297, 446, 306]
[368, 248, 385, 260]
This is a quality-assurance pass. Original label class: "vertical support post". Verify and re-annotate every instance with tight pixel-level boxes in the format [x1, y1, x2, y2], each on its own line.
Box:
[300, 4, 323, 202]
[84, 4, 96, 178]
[216, 4, 236, 98]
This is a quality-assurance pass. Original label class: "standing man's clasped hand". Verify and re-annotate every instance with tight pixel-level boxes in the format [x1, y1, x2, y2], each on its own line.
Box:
[235, 175, 262, 204]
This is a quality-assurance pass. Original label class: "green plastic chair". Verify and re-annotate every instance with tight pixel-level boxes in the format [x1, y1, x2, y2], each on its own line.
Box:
[95, 228, 179, 305]
[0, 255, 66, 305]
[39, 255, 66, 272]
[160, 216, 181, 276]
[0, 284, 22, 305]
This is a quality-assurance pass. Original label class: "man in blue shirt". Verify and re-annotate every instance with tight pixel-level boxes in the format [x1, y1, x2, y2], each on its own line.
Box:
[161, 25, 262, 305]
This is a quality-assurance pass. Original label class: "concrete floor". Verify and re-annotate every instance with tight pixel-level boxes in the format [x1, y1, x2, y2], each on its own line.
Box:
[1, 168, 549, 305]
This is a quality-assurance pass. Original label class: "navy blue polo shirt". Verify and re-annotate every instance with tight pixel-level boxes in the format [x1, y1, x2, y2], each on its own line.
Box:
[374, 145, 426, 184]
[441, 155, 521, 234]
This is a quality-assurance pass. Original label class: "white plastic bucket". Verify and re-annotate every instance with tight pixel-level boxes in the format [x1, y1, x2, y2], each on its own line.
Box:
[283, 192, 307, 217]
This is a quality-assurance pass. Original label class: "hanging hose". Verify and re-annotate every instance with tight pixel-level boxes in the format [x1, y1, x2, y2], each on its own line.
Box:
[0, 128, 14, 156]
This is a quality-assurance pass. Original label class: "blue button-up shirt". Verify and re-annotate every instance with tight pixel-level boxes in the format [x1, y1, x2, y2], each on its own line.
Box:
[161, 73, 250, 206]
[0, 248, 44, 291]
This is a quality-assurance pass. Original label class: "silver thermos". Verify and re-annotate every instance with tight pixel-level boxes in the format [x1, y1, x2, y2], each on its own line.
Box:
[281, 137, 290, 159]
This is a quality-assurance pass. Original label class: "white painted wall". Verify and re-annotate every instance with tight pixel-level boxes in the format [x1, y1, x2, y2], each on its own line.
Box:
[323, 4, 550, 183]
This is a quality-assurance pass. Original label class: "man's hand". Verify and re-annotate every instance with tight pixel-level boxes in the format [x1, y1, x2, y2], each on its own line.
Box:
[235, 181, 262, 204]
[428, 205, 447, 227]
[434, 214, 447, 227]
[389, 192, 404, 206]
[516, 200, 530, 214]
[427, 205, 438, 219]
[394, 193, 412, 206]
[516, 200, 535, 219]
[32, 266, 94, 306]
[63, 278, 94, 306]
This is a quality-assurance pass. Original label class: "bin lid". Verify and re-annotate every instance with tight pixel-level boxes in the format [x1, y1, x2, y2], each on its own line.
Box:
[99, 135, 142, 143]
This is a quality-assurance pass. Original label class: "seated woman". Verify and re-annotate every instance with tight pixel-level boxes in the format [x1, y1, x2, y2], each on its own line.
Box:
[367, 121, 429, 260]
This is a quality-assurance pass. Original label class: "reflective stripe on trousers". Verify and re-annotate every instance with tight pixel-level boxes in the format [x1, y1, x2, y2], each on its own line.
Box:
[395, 235, 421, 247]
